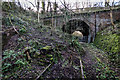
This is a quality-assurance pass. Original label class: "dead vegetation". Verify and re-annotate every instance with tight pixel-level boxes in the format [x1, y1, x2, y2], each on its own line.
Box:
[2, 2, 120, 79]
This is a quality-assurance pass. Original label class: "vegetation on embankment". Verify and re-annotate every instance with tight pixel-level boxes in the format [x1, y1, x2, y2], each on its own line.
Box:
[2, 2, 120, 79]
[81, 43, 119, 79]
[94, 23, 120, 67]
[2, 2, 85, 79]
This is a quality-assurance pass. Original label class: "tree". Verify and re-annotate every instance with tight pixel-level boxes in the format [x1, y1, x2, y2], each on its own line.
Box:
[110, 7, 115, 29]
[37, 0, 40, 22]
[47, 0, 50, 12]
[112, 0, 115, 6]
[107, 1, 116, 29]
[105, 0, 110, 7]
[41, 0, 45, 14]
[75, 2, 78, 10]
[17, 0, 22, 9]
[82, 1, 85, 10]
[53, 0, 58, 14]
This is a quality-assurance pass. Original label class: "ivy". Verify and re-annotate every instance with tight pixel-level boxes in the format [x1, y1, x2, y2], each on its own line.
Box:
[94, 26, 120, 66]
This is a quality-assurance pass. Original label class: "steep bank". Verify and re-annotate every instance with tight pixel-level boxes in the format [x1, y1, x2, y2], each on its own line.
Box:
[2, 2, 120, 79]
[93, 23, 120, 77]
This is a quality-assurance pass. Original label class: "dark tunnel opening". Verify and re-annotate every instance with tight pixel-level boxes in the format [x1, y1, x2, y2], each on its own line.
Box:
[76, 21, 89, 36]
[62, 19, 90, 42]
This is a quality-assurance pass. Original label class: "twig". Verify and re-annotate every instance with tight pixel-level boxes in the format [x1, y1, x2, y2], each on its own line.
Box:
[79, 57, 85, 80]
[8, 14, 25, 40]
[76, 56, 85, 80]
[59, 0, 75, 14]
[9, 17, 20, 35]
[36, 63, 52, 79]
[25, 0, 36, 7]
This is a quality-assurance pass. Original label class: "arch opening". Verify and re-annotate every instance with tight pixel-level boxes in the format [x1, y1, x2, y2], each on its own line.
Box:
[62, 19, 90, 42]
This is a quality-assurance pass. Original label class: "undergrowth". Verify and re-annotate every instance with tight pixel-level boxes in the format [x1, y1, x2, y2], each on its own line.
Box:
[2, 50, 29, 79]
[96, 62, 118, 79]
[94, 24, 120, 67]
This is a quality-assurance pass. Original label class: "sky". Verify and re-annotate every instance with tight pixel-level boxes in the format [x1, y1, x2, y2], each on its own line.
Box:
[3, 0, 119, 3]
[2, 0, 120, 11]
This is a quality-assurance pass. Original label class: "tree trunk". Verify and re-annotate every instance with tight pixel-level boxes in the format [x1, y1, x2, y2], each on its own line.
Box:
[17, 0, 22, 10]
[47, 2, 50, 12]
[112, 0, 115, 6]
[54, 0, 57, 29]
[95, 12, 97, 37]
[53, 0, 57, 14]
[42, 0, 45, 14]
[109, 5, 115, 29]
[110, 10, 115, 29]
[37, 0, 40, 22]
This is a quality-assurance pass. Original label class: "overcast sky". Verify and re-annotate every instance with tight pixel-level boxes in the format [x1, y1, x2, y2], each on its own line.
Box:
[2, 0, 120, 11]
[6, 0, 119, 2]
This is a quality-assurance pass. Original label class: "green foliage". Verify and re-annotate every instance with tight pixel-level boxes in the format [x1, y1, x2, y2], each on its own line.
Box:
[2, 15, 28, 34]
[28, 39, 43, 50]
[2, 50, 28, 78]
[62, 60, 69, 68]
[69, 39, 84, 55]
[96, 62, 117, 79]
[42, 46, 52, 50]
[19, 25, 27, 33]
[2, 2, 25, 13]
[94, 27, 120, 65]
[52, 47, 63, 64]
[2, 2, 16, 12]
[2, 17, 12, 26]
[26, 40, 56, 65]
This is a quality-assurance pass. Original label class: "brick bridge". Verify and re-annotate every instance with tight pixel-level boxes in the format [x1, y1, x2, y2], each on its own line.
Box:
[42, 8, 120, 43]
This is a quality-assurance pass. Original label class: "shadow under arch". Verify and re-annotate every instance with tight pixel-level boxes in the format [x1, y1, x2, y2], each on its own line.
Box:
[62, 19, 91, 43]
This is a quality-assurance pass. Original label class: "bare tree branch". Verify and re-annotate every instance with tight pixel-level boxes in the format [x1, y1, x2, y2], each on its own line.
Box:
[25, 0, 36, 7]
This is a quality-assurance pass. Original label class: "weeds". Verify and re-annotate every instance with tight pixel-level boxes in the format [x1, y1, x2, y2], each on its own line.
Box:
[2, 50, 28, 78]
[96, 61, 118, 79]
[69, 38, 84, 55]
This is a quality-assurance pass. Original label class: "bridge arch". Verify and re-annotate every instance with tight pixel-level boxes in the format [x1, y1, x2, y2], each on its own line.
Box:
[62, 19, 93, 43]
